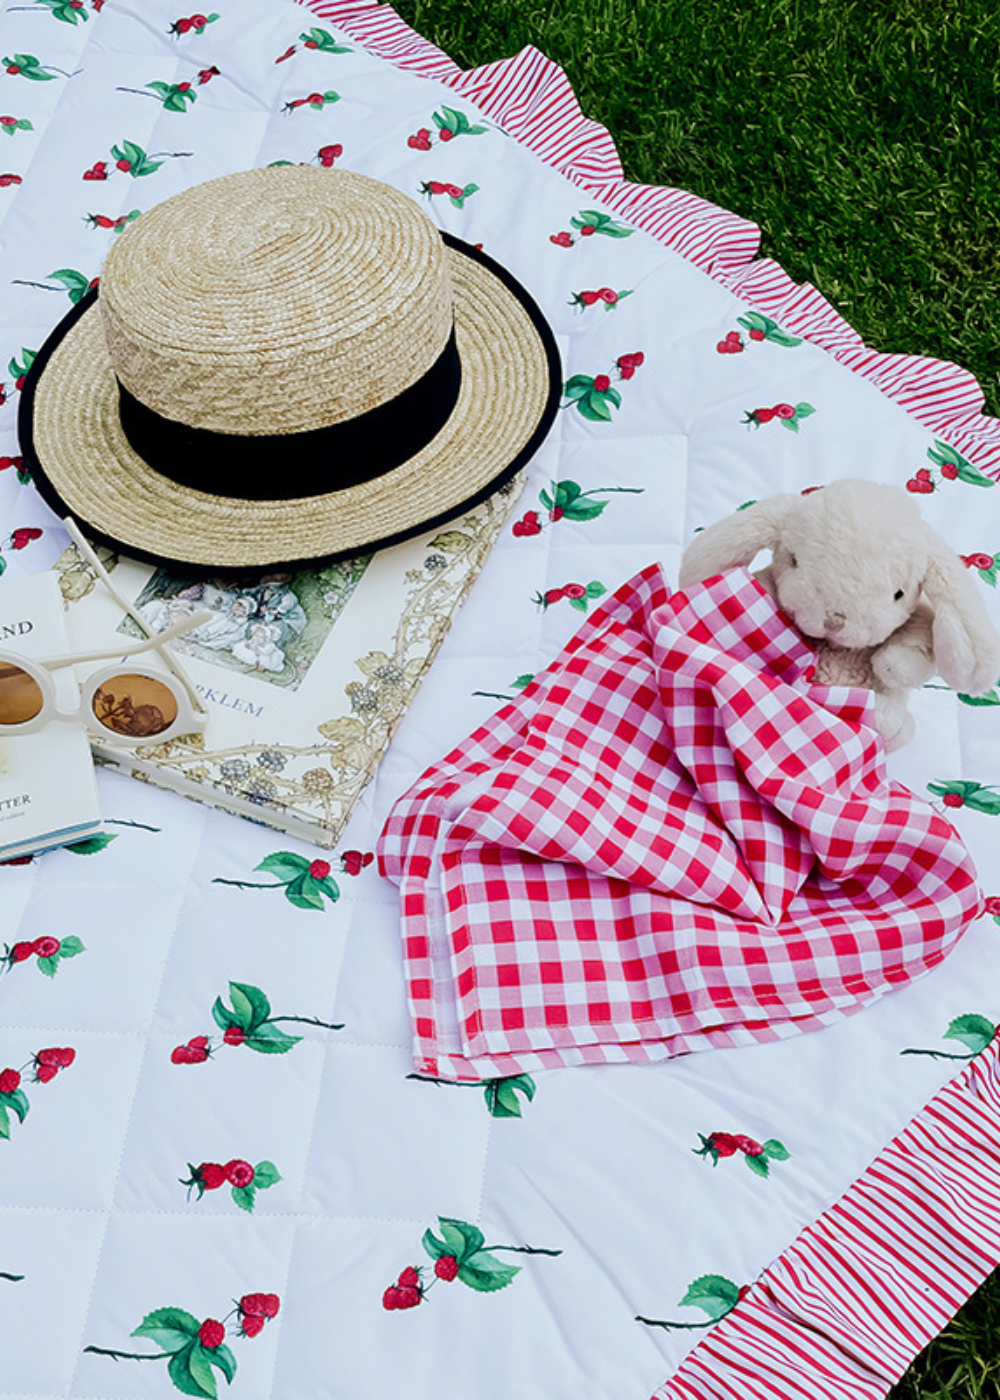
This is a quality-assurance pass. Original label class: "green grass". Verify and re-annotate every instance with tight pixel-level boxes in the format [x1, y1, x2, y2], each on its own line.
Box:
[391, 0, 1000, 418]
[387, 1, 1000, 1393]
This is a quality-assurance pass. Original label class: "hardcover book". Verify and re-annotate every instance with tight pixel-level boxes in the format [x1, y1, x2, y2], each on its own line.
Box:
[0, 571, 103, 860]
[58, 483, 522, 848]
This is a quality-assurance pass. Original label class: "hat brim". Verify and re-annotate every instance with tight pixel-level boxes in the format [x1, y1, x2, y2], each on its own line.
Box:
[19, 236, 561, 576]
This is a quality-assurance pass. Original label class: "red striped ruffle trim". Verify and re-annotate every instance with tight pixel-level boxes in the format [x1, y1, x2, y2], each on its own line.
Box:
[655, 1034, 1000, 1399]
[299, 0, 1000, 481]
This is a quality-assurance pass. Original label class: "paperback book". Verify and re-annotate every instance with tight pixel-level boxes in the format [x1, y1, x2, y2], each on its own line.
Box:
[59, 483, 522, 847]
[0, 570, 103, 860]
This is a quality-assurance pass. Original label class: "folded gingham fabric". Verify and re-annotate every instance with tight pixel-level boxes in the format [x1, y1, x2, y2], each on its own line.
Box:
[378, 567, 983, 1081]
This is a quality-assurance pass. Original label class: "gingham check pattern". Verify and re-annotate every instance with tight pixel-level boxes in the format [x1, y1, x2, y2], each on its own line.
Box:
[378, 568, 983, 1082]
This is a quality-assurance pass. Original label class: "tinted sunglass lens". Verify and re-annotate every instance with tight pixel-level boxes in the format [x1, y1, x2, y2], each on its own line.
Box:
[91, 674, 179, 737]
[0, 661, 44, 724]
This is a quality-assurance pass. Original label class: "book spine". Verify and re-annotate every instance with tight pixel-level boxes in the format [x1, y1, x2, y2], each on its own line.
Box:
[91, 748, 337, 849]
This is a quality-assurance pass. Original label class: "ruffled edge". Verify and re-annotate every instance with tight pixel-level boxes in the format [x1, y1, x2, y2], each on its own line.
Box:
[654, 1034, 1000, 1400]
[298, 2, 1000, 1391]
[301, 0, 1000, 482]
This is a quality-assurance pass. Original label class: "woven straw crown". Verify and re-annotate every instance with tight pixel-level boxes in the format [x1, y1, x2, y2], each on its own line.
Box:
[21, 164, 561, 573]
[101, 166, 454, 435]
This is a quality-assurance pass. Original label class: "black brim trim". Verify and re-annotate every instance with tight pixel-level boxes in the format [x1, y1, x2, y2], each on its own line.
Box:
[17, 234, 562, 579]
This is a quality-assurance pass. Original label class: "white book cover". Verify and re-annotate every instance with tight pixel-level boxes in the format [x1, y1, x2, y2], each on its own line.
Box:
[0, 571, 103, 860]
[59, 481, 523, 847]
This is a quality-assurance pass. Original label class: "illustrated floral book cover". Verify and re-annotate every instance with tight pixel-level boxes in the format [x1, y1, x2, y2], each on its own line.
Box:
[58, 482, 522, 846]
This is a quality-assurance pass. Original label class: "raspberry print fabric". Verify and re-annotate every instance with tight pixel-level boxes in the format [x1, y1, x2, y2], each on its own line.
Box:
[379, 567, 983, 1081]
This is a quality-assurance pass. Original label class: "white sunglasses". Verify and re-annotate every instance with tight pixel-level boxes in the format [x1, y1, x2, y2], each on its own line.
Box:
[0, 518, 210, 746]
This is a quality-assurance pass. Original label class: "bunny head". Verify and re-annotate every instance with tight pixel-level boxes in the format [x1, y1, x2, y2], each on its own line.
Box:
[678, 479, 1000, 695]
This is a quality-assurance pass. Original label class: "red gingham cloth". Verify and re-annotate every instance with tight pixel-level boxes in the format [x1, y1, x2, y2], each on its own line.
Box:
[378, 567, 983, 1082]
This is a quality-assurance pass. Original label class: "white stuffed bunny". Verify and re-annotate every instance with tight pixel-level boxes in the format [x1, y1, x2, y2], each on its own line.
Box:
[678, 478, 1000, 750]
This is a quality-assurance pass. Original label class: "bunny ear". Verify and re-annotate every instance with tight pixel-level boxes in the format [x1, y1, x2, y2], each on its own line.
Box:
[678, 494, 801, 588]
[920, 529, 1000, 695]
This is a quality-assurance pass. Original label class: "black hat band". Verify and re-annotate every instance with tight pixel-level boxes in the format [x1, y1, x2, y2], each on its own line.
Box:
[116, 325, 462, 502]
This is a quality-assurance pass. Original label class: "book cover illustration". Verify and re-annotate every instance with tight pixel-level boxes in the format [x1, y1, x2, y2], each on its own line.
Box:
[57, 481, 522, 845]
[123, 558, 370, 692]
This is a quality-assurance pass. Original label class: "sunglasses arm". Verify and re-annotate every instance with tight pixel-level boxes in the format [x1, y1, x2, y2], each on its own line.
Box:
[38, 609, 215, 671]
[62, 516, 210, 717]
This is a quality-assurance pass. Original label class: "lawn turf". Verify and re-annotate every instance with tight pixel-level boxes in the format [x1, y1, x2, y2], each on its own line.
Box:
[389, 1, 1000, 1394]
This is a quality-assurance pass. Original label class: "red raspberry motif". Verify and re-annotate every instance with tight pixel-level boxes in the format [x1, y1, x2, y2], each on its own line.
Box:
[708, 1132, 740, 1158]
[83, 161, 107, 181]
[733, 1134, 764, 1156]
[943, 791, 964, 808]
[34, 1047, 75, 1082]
[241, 1313, 265, 1337]
[309, 859, 331, 879]
[307, 92, 324, 106]
[773, 403, 796, 420]
[242, 1288, 282, 1321]
[963, 553, 996, 571]
[579, 290, 601, 305]
[616, 352, 644, 379]
[340, 849, 372, 876]
[116, 158, 131, 172]
[198, 1319, 225, 1349]
[397, 1266, 420, 1288]
[425, 181, 447, 195]
[753, 407, 775, 424]
[549, 506, 563, 522]
[549, 231, 573, 247]
[0, 116, 16, 127]
[5, 65, 21, 76]
[382, 1286, 401, 1310]
[598, 288, 617, 303]
[11, 528, 41, 551]
[198, 66, 220, 84]
[906, 468, 934, 495]
[0, 1068, 20, 1094]
[10, 941, 35, 963]
[438, 128, 453, 142]
[544, 588, 565, 606]
[171, 1035, 210, 1063]
[407, 128, 432, 151]
[434, 1255, 459, 1281]
[225, 1159, 255, 1188]
[317, 143, 342, 168]
[176, 81, 192, 92]
[0, 457, 24, 472]
[191, 12, 208, 25]
[395, 1285, 422, 1309]
[443, 183, 463, 199]
[579, 224, 596, 236]
[32, 936, 60, 958]
[593, 374, 611, 393]
[749, 328, 766, 341]
[89, 214, 116, 228]
[275, 45, 296, 62]
[941, 461, 958, 480]
[985, 895, 1000, 916]
[196, 1162, 227, 1190]
[223, 1025, 245, 1047]
[562, 583, 586, 599]
[512, 510, 542, 538]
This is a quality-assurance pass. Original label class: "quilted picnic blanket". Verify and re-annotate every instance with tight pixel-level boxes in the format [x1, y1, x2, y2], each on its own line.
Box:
[1, 2, 1000, 1398]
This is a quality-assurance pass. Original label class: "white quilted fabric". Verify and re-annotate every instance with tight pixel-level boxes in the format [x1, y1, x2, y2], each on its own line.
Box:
[0, 2, 998, 1397]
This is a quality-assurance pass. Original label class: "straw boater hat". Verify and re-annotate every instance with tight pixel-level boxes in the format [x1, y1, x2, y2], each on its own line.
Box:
[19, 165, 561, 575]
